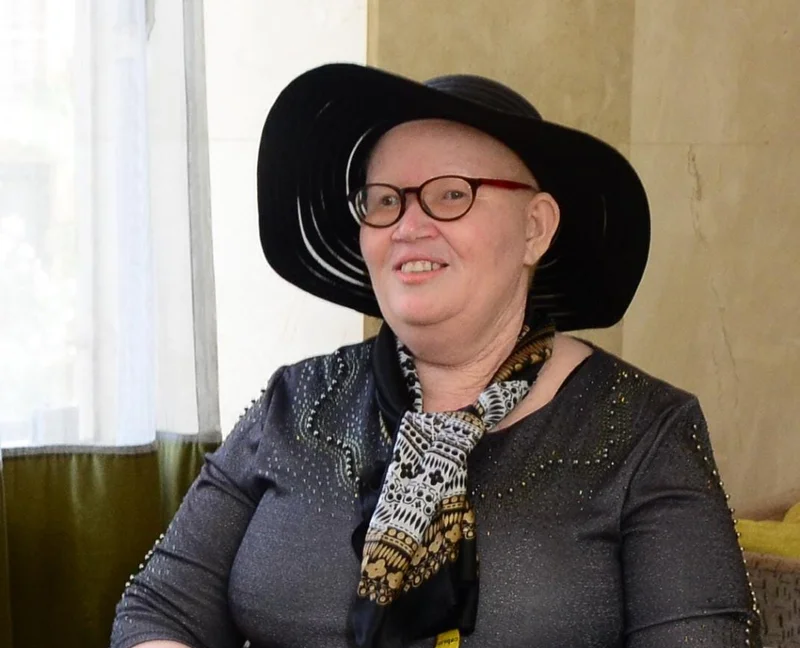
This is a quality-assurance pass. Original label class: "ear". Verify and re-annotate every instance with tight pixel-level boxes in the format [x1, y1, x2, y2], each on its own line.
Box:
[523, 192, 560, 266]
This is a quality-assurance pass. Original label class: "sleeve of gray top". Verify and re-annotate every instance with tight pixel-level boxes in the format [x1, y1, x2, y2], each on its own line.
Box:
[621, 398, 762, 648]
[109, 367, 287, 648]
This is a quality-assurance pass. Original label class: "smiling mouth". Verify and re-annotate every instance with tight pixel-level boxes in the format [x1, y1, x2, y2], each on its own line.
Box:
[397, 260, 447, 273]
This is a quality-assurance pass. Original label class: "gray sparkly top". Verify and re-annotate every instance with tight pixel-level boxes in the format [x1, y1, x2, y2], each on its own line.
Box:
[111, 342, 761, 648]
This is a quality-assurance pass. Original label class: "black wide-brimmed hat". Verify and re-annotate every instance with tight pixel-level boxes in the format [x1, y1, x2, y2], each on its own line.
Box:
[257, 63, 650, 331]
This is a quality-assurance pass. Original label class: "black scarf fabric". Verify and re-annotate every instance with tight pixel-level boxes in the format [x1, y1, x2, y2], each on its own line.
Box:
[350, 305, 555, 647]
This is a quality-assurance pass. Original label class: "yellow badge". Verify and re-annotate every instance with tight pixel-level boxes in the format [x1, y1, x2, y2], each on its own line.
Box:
[434, 629, 460, 647]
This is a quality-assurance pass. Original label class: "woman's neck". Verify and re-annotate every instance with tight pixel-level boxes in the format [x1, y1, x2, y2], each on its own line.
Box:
[405, 305, 526, 412]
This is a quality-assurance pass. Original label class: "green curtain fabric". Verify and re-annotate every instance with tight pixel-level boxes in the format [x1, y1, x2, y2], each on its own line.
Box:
[1, 449, 14, 648]
[0, 435, 218, 648]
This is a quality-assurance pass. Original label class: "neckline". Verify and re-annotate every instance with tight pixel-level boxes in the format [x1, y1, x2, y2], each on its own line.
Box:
[487, 346, 609, 438]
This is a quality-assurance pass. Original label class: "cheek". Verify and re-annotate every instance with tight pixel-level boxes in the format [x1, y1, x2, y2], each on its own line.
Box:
[359, 228, 386, 274]
[449, 218, 526, 274]
[358, 233, 372, 276]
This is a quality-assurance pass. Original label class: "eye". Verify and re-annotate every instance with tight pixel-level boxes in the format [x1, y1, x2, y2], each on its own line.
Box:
[442, 189, 467, 201]
[423, 177, 473, 207]
[363, 186, 401, 212]
[377, 193, 400, 208]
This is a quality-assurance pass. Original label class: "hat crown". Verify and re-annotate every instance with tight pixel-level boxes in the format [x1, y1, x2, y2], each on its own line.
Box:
[425, 74, 543, 120]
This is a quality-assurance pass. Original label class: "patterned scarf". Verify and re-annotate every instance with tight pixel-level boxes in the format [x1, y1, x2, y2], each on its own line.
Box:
[351, 306, 555, 647]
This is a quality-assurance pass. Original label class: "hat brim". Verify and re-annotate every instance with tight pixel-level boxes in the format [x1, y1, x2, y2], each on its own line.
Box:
[257, 63, 650, 331]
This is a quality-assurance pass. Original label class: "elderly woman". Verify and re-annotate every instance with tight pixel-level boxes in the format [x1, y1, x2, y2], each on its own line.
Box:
[111, 65, 760, 648]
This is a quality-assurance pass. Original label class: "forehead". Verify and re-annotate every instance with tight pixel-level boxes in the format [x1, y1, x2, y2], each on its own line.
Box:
[367, 119, 530, 177]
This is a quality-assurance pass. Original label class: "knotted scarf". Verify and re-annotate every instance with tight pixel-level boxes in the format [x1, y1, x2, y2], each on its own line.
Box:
[351, 305, 555, 647]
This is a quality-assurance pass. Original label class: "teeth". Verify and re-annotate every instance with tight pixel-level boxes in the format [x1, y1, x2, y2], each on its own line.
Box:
[401, 260, 443, 273]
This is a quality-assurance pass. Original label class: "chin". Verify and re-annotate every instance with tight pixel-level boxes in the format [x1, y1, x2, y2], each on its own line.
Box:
[378, 294, 459, 330]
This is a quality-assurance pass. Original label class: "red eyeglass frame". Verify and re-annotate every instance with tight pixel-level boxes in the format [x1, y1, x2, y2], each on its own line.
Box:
[349, 174, 539, 228]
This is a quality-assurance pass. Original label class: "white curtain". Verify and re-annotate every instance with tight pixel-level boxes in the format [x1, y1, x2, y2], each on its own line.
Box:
[0, 0, 219, 448]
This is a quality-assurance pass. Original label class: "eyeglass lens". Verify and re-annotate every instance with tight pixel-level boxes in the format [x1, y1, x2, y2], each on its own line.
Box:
[355, 176, 474, 226]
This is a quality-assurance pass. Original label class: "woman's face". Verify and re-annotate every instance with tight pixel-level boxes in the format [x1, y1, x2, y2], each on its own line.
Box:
[359, 119, 557, 334]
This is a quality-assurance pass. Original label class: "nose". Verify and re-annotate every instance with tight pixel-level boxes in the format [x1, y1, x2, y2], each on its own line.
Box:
[391, 192, 437, 241]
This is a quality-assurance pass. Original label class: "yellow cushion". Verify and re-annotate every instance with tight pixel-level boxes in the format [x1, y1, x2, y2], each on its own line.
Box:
[784, 501, 800, 524]
[737, 503, 800, 559]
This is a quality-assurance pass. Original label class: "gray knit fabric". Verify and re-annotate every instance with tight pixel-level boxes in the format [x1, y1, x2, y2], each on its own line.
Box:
[111, 342, 760, 648]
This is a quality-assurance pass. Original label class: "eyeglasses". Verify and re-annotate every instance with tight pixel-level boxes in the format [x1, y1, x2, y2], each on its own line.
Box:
[348, 174, 538, 228]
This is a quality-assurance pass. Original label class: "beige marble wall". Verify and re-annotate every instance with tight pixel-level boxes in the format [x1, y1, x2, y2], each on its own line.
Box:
[624, 0, 800, 515]
[366, 0, 800, 514]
